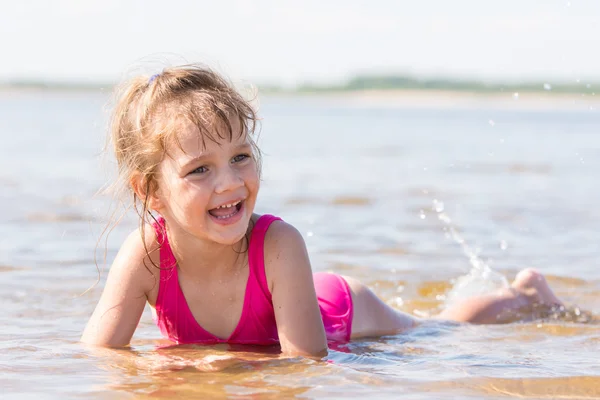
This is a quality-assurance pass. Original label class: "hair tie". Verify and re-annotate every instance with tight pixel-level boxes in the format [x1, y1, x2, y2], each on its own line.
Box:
[148, 74, 160, 84]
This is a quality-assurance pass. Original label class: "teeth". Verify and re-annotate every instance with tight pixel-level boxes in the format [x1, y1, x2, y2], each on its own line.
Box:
[216, 200, 240, 209]
[216, 211, 237, 219]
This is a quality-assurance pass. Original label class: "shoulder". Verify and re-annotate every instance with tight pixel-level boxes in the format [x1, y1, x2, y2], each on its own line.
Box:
[109, 224, 161, 295]
[262, 218, 311, 290]
[118, 224, 161, 270]
[263, 218, 306, 255]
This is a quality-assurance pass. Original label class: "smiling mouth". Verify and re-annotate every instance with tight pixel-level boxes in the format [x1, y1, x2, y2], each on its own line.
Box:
[208, 200, 243, 219]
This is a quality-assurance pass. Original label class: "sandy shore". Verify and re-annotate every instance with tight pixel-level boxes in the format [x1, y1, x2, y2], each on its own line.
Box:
[260, 89, 600, 111]
[1, 85, 597, 111]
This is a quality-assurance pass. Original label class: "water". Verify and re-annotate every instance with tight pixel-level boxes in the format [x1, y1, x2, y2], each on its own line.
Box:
[1, 90, 599, 399]
[432, 199, 511, 304]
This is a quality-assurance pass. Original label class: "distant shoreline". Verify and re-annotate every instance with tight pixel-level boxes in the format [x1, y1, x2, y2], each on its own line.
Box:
[1, 74, 597, 95]
[1, 79, 598, 111]
[261, 74, 598, 96]
[0, 82, 113, 92]
[256, 89, 599, 111]
[1, 83, 598, 99]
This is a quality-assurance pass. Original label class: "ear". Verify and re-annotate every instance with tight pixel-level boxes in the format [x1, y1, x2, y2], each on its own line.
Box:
[130, 171, 164, 211]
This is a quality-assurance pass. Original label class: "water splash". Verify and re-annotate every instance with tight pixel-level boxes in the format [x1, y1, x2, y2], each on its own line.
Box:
[431, 199, 510, 304]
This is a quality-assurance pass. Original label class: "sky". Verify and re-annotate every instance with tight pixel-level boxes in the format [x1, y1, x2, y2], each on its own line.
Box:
[1, 0, 599, 86]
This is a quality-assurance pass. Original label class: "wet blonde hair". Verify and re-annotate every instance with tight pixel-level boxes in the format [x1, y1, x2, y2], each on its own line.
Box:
[106, 64, 260, 262]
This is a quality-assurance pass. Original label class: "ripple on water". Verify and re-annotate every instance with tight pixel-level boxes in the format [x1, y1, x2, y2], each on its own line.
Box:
[0, 176, 19, 187]
[322, 247, 372, 256]
[363, 145, 404, 157]
[25, 212, 96, 222]
[430, 376, 600, 399]
[284, 196, 322, 206]
[402, 187, 440, 199]
[508, 163, 553, 175]
[0, 264, 27, 272]
[416, 280, 454, 298]
[447, 162, 554, 175]
[324, 262, 375, 276]
[59, 195, 82, 206]
[513, 322, 600, 337]
[376, 246, 411, 256]
[331, 196, 372, 206]
[546, 274, 594, 287]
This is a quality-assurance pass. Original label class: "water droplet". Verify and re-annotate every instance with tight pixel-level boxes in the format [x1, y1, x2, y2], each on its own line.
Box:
[500, 240, 508, 250]
[419, 210, 426, 219]
[543, 83, 552, 91]
[488, 119, 495, 126]
[432, 199, 444, 213]
[586, 84, 592, 89]
[513, 92, 519, 99]
[307, 231, 314, 237]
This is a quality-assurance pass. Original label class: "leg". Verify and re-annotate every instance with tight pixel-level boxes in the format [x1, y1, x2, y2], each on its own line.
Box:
[344, 276, 419, 339]
[436, 268, 563, 324]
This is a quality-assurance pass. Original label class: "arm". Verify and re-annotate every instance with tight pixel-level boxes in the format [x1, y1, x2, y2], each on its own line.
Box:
[81, 229, 157, 347]
[264, 221, 328, 357]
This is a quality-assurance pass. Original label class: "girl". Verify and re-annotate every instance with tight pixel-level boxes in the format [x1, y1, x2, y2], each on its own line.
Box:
[82, 64, 563, 357]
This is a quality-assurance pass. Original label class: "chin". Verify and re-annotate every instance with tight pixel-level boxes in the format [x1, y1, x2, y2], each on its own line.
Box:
[213, 224, 250, 246]
[212, 217, 253, 246]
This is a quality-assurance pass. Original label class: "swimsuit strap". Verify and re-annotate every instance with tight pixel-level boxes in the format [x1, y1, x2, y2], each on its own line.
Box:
[248, 214, 282, 302]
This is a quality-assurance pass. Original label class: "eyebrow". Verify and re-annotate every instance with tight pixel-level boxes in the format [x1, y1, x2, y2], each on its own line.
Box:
[180, 142, 252, 171]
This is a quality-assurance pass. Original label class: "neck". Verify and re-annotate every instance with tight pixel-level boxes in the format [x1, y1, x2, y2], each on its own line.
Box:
[164, 222, 250, 280]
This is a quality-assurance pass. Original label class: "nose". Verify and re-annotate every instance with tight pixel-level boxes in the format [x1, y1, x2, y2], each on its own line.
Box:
[214, 164, 244, 194]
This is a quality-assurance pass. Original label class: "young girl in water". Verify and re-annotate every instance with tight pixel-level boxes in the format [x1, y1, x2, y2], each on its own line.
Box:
[82, 64, 563, 356]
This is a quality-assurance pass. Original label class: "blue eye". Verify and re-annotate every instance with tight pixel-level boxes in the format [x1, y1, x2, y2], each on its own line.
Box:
[191, 165, 208, 174]
[232, 154, 250, 163]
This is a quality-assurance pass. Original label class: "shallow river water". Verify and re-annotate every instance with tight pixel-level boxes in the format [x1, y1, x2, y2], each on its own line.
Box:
[0, 90, 599, 399]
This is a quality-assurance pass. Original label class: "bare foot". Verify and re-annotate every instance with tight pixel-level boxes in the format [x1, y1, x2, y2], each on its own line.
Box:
[511, 268, 563, 307]
[436, 268, 564, 324]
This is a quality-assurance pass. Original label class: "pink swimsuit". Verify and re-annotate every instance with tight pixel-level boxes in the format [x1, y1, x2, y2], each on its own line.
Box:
[152, 214, 354, 345]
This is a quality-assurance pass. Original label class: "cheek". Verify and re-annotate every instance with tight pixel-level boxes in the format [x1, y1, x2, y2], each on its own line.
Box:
[243, 168, 260, 192]
[182, 181, 212, 205]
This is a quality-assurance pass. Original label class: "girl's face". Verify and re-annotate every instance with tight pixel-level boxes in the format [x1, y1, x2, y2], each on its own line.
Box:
[152, 119, 259, 246]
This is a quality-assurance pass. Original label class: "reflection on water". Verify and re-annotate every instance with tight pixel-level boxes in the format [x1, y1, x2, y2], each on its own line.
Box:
[0, 91, 599, 398]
